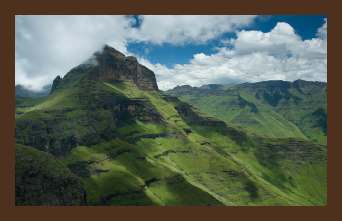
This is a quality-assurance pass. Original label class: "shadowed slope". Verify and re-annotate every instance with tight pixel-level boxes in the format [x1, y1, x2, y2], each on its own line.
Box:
[15, 46, 326, 205]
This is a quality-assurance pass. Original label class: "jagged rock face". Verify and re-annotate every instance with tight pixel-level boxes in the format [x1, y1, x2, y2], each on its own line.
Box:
[50, 45, 159, 92]
[50, 75, 62, 94]
[90, 45, 158, 90]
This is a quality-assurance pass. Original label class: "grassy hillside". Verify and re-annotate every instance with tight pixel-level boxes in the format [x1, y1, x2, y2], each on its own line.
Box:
[176, 91, 307, 139]
[166, 80, 327, 145]
[235, 80, 327, 144]
[16, 79, 327, 205]
[16, 144, 85, 205]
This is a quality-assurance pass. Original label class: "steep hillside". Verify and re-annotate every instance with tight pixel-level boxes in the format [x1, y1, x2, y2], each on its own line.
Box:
[166, 80, 327, 145]
[15, 45, 326, 206]
[16, 144, 85, 205]
[236, 80, 327, 144]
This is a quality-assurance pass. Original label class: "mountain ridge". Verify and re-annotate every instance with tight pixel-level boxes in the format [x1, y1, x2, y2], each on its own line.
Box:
[50, 45, 158, 94]
[166, 79, 327, 144]
[15, 45, 327, 206]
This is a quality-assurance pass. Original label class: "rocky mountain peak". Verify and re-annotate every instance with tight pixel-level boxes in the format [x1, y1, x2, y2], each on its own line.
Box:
[90, 45, 159, 90]
[51, 45, 159, 93]
[174, 85, 193, 90]
[50, 75, 62, 94]
[100, 44, 126, 60]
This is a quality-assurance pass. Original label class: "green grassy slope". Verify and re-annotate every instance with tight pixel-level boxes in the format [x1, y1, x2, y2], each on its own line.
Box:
[16, 80, 326, 206]
[166, 80, 327, 145]
[177, 92, 306, 139]
[235, 80, 327, 144]
[16, 144, 85, 205]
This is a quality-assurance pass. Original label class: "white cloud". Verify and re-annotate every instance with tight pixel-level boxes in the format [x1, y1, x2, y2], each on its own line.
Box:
[15, 16, 326, 91]
[129, 15, 257, 45]
[15, 15, 257, 90]
[141, 21, 327, 90]
[15, 15, 133, 90]
[317, 18, 327, 40]
[231, 22, 326, 59]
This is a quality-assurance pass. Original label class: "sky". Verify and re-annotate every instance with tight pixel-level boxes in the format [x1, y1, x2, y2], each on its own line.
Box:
[15, 15, 327, 91]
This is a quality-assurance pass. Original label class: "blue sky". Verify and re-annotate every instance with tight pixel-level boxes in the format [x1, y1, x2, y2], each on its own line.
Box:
[15, 15, 327, 90]
[128, 15, 326, 68]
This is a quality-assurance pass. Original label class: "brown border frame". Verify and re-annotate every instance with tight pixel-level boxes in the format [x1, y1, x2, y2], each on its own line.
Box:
[1, 0, 341, 220]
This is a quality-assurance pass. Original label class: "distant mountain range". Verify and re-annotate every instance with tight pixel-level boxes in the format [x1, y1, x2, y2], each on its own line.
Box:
[15, 45, 327, 206]
[166, 80, 327, 145]
[15, 84, 51, 98]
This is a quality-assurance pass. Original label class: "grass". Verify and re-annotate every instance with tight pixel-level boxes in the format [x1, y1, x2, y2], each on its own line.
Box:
[16, 80, 327, 206]
[16, 144, 84, 205]
[178, 92, 307, 139]
[16, 88, 76, 117]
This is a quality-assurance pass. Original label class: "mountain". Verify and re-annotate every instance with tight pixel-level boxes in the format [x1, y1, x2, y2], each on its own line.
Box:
[16, 84, 52, 116]
[16, 84, 51, 98]
[166, 80, 327, 145]
[15, 45, 326, 206]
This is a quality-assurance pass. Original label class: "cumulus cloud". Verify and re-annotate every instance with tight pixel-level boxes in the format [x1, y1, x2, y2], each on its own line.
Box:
[15, 15, 257, 90]
[317, 18, 327, 40]
[129, 15, 257, 44]
[15, 15, 133, 90]
[15, 15, 326, 91]
[142, 20, 327, 90]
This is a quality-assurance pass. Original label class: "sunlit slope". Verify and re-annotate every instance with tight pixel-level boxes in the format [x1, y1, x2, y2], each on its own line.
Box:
[176, 92, 307, 139]
[234, 80, 327, 144]
[167, 80, 327, 145]
[15, 80, 326, 205]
